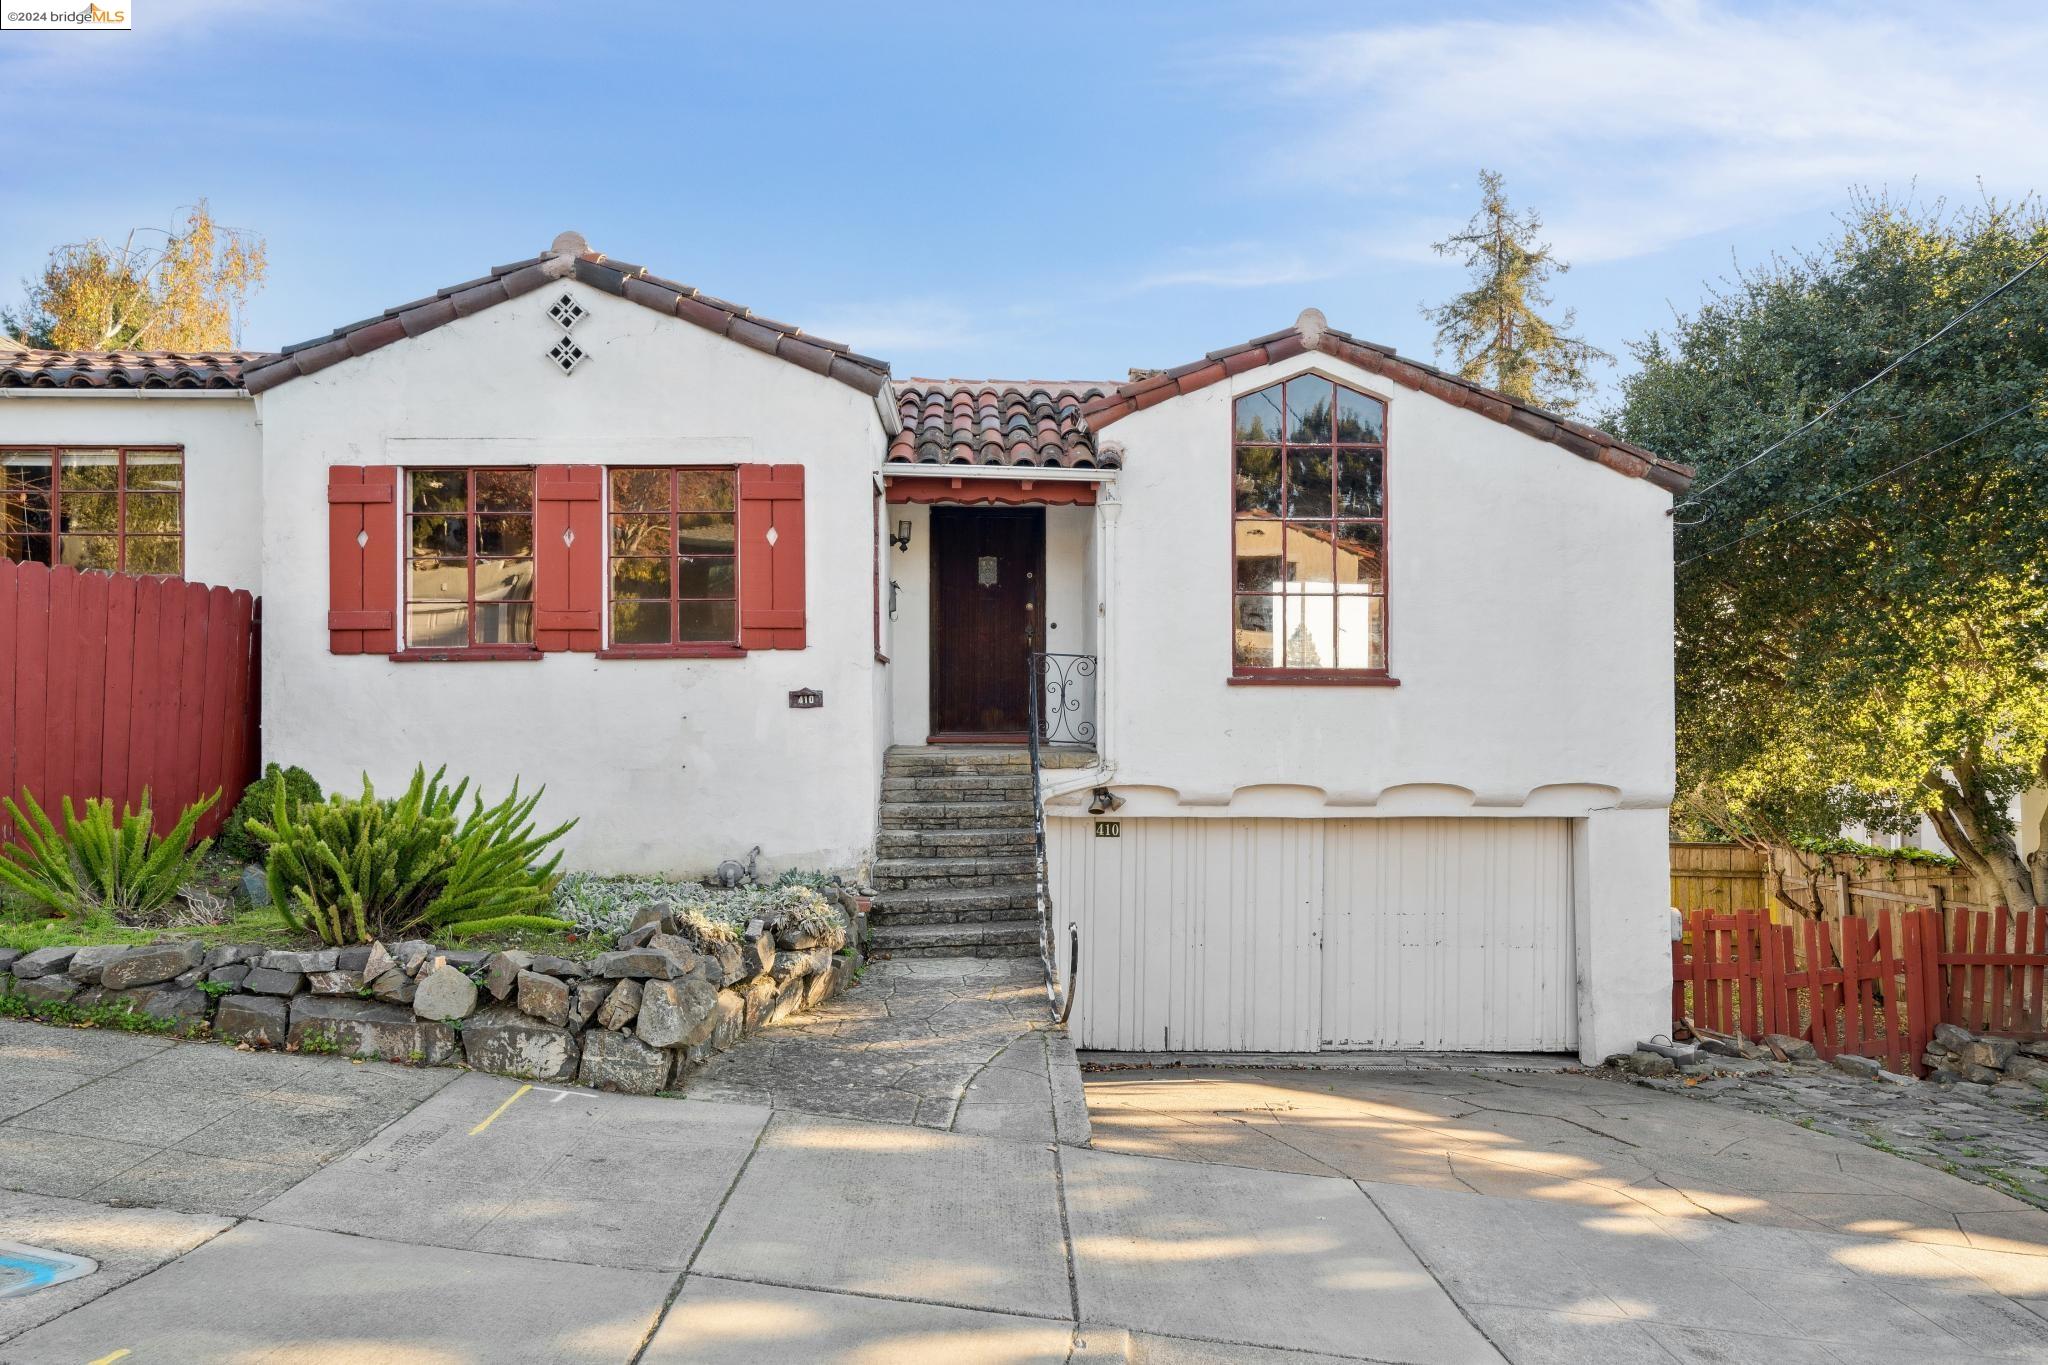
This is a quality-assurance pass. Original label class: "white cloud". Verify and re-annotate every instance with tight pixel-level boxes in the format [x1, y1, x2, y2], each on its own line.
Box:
[1206, 0, 2048, 261]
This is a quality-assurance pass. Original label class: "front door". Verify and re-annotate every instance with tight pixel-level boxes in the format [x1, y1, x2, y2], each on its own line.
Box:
[930, 507, 1044, 740]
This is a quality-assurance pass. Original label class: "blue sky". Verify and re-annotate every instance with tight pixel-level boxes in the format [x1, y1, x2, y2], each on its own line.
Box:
[4, 0, 2045, 407]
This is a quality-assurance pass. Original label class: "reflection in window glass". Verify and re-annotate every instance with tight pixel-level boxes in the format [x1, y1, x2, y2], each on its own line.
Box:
[1230, 381, 1386, 671]
[404, 467, 535, 650]
[606, 467, 739, 648]
[0, 448, 183, 575]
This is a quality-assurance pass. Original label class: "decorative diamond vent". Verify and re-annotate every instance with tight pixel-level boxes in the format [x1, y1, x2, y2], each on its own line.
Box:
[547, 335, 587, 375]
[548, 293, 586, 329]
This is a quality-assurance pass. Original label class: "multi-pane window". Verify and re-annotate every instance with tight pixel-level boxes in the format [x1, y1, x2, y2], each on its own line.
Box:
[1231, 376, 1387, 674]
[405, 468, 535, 650]
[0, 447, 182, 575]
[608, 467, 738, 648]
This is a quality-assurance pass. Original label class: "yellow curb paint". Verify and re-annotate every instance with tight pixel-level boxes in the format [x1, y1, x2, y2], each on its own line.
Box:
[468, 1084, 532, 1136]
[88, 1351, 131, 1364]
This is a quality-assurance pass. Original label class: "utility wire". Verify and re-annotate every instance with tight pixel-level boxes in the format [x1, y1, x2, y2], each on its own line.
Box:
[1677, 402, 2032, 568]
[1676, 245, 2048, 511]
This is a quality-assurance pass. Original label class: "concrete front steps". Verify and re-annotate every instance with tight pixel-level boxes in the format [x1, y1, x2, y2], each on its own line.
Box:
[870, 746, 1045, 960]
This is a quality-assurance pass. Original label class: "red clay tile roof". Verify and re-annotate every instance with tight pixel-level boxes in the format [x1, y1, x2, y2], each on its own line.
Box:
[1080, 309, 1693, 493]
[241, 232, 892, 398]
[888, 381, 1115, 469]
[0, 350, 263, 390]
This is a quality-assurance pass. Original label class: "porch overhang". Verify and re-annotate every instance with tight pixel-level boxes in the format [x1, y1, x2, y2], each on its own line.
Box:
[880, 465, 1109, 506]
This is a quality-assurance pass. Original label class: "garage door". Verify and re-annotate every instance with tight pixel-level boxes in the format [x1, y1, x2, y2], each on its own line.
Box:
[1049, 816, 1576, 1053]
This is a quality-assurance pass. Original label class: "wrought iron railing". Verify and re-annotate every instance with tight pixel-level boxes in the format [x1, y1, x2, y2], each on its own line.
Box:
[1032, 652, 1097, 748]
[1027, 651, 1078, 1025]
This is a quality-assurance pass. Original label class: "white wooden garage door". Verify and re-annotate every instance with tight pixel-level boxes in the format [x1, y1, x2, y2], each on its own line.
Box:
[1050, 816, 1576, 1053]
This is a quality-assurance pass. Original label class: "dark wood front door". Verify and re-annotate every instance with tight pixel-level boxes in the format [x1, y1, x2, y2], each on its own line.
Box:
[930, 507, 1044, 739]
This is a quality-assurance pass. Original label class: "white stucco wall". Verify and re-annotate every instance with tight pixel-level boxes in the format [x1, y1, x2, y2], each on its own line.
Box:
[1098, 352, 1675, 814]
[255, 281, 888, 875]
[0, 393, 265, 593]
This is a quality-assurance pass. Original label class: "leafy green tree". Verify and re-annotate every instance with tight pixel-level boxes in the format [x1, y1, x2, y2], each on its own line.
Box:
[1616, 195, 2048, 911]
[3, 200, 265, 350]
[1425, 169, 1610, 414]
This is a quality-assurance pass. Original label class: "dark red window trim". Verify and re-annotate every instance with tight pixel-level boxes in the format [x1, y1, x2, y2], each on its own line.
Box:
[402, 466, 539, 656]
[605, 465, 741, 653]
[1228, 370, 1392, 684]
[0, 445, 185, 577]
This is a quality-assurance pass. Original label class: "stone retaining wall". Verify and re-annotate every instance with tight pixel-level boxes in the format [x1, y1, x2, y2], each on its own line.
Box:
[0, 903, 855, 1095]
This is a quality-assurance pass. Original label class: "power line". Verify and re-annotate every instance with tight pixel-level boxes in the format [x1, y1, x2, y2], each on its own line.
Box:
[1676, 245, 2048, 510]
[1677, 402, 2032, 569]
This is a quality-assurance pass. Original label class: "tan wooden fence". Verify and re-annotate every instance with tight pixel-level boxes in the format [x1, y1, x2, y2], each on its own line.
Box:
[1671, 842, 1993, 922]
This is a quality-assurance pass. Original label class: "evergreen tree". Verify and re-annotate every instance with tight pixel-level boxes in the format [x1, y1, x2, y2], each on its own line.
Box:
[1424, 170, 1609, 414]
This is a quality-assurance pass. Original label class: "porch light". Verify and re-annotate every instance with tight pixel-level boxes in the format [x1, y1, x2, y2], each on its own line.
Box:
[890, 519, 913, 552]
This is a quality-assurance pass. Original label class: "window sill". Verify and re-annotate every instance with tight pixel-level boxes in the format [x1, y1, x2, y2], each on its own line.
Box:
[389, 649, 543, 663]
[1227, 671, 1401, 688]
[597, 644, 747, 660]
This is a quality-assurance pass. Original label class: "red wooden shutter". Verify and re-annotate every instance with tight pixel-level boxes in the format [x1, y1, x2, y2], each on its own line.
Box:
[327, 465, 397, 655]
[737, 463, 806, 650]
[535, 465, 603, 652]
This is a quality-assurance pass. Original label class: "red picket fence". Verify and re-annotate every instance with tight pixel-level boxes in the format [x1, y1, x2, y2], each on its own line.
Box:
[1674, 906, 2048, 1075]
[0, 559, 260, 845]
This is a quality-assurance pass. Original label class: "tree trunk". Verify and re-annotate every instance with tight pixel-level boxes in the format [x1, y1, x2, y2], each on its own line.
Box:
[1927, 768, 2040, 912]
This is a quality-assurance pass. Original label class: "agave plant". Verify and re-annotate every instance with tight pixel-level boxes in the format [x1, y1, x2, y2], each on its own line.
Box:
[0, 788, 217, 921]
[251, 765, 574, 946]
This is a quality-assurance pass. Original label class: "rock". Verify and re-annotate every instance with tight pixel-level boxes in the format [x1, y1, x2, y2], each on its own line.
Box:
[1933, 1022, 1976, 1051]
[577, 1028, 673, 1094]
[1832, 1053, 1884, 1080]
[335, 945, 373, 972]
[13, 975, 81, 1003]
[112, 984, 210, 1026]
[12, 946, 77, 979]
[1695, 1033, 1747, 1059]
[260, 949, 339, 975]
[66, 945, 129, 984]
[770, 947, 814, 985]
[637, 976, 719, 1048]
[215, 994, 289, 1047]
[742, 976, 779, 1032]
[516, 970, 570, 1027]
[628, 904, 668, 935]
[208, 963, 251, 989]
[366, 967, 417, 1005]
[1962, 1037, 2019, 1071]
[1966, 1064, 2004, 1085]
[803, 965, 837, 1008]
[616, 922, 660, 951]
[483, 951, 533, 1001]
[739, 921, 775, 979]
[413, 964, 479, 1021]
[101, 941, 205, 990]
[769, 976, 807, 1025]
[2025, 1071, 2048, 1093]
[1624, 1050, 1677, 1078]
[287, 996, 456, 1064]
[706, 989, 746, 1051]
[594, 948, 686, 980]
[204, 944, 256, 971]
[528, 955, 587, 980]
[595, 978, 642, 1031]
[173, 967, 205, 989]
[1701, 1054, 1772, 1076]
[441, 949, 489, 971]
[700, 939, 744, 986]
[2020, 1040, 2048, 1059]
[1764, 1033, 1818, 1062]
[0, 948, 20, 973]
[242, 966, 304, 996]
[1874, 1066, 1917, 1086]
[306, 970, 364, 996]
[2007, 1055, 2048, 1081]
[389, 940, 435, 975]
[360, 941, 397, 986]
[775, 925, 821, 951]
[569, 978, 611, 1031]
[462, 1006, 578, 1081]
[645, 933, 700, 963]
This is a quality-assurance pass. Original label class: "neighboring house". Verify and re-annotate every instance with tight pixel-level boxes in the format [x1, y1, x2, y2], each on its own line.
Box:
[0, 232, 1692, 1063]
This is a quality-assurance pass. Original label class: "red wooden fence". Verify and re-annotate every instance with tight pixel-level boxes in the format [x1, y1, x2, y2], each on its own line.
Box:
[1674, 905, 2048, 1075]
[0, 559, 260, 845]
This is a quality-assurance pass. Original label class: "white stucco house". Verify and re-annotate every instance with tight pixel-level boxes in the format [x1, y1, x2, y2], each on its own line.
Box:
[0, 232, 1692, 1063]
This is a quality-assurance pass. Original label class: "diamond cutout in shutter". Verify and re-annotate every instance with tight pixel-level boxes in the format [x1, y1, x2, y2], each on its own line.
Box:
[548, 293, 586, 329]
[356, 529, 369, 549]
[765, 525, 779, 546]
[562, 527, 575, 547]
[547, 335, 587, 375]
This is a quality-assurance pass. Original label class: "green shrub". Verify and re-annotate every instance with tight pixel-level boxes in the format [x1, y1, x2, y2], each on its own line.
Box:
[252, 765, 575, 945]
[552, 870, 845, 945]
[0, 789, 217, 921]
[217, 764, 322, 862]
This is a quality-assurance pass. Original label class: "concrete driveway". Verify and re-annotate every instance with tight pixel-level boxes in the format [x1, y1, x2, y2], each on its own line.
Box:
[6, 997, 2048, 1362]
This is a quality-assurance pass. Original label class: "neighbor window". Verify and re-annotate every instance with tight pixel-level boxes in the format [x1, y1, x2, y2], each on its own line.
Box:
[1231, 376, 1387, 675]
[405, 468, 535, 650]
[0, 446, 183, 576]
[607, 467, 738, 648]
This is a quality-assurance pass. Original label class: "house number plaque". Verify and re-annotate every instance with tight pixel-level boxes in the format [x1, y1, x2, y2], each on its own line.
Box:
[977, 555, 999, 586]
[1095, 821, 1121, 838]
[788, 689, 824, 709]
